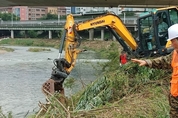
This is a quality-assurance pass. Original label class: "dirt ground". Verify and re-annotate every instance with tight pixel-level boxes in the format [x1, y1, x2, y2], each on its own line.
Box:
[0, 50, 7, 54]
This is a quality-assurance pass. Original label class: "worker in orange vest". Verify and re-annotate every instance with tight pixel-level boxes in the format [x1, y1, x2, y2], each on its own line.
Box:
[131, 24, 178, 118]
[119, 50, 127, 66]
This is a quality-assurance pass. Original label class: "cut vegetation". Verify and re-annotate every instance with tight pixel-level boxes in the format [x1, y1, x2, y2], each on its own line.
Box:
[0, 38, 172, 118]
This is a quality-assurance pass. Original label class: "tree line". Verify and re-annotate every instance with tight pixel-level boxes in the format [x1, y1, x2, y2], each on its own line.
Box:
[0, 11, 135, 21]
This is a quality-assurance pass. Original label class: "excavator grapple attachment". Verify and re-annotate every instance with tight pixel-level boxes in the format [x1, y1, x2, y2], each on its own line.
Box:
[42, 79, 64, 96]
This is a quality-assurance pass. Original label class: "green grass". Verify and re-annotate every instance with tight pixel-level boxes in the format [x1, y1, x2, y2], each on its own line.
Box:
[0, 38, 60, 48]
[31, 63, 170, 118]
[0, 47, 14, 52]
[0, 106, 13, 118]
[28, 48, 51, 52]
[0, 39, 171, 117]
[30, 41, 171, 117]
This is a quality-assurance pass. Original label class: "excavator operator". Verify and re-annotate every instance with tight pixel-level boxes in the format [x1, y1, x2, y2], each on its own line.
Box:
[157, 17, 168, 37]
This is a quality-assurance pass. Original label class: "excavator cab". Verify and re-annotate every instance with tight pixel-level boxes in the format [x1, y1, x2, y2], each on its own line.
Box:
[137, 6, 178, 56]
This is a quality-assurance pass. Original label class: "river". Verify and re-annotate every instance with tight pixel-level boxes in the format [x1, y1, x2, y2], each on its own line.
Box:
[0, 46, 107, 118]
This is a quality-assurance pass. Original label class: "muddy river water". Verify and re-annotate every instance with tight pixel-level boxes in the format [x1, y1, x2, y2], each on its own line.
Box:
[0, 46, 107, 118]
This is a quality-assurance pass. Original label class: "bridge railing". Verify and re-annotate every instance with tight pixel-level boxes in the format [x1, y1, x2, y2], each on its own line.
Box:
[0, 17, 137, 28]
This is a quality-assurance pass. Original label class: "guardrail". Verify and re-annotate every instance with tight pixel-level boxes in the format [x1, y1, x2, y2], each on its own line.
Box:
[0, 17, 137, 29]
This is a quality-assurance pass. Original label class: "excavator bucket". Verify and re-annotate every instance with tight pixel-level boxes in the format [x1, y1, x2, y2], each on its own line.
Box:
[42, 78, 66, 104]
[42, 78, 64, 96]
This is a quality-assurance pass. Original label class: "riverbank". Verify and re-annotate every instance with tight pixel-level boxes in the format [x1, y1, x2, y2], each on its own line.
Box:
[0, 38, 123, 58]
[0, 38, 121, 50]
[0, 45, 109, 118]
[0, 47, 14, 54]
[0, 38, 171, 118]
[0, 50, 7, 54]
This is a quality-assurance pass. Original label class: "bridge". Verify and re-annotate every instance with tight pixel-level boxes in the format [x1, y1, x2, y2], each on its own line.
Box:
[1, 0, 178, 7]
[0, 17, 137, 39]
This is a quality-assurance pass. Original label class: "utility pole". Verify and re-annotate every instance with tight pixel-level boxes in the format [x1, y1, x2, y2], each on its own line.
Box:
[58, 11, 60, 25]
[11, 10, 14, 26]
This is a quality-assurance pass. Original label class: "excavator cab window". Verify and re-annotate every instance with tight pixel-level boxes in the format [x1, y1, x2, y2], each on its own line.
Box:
[154, 8, 178, 48]
[154, 12, 169, 47]
[138, 14, 155, 53]
[169, 8, 178, 24]
[138, 7, 178, 56]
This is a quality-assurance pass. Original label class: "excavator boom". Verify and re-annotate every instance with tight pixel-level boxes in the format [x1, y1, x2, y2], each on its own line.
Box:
[75, 13, 138, 50]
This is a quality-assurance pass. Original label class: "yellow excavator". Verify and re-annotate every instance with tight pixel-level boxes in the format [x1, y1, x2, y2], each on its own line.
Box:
[42, 6, 178, 101]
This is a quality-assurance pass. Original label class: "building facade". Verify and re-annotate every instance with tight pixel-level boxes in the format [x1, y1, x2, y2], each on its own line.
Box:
[58, 7, 67, 16]
[28, 7, 46, 20]
[13, 6, 28, 20]
[0, 7, 12, 13]
[0, 6, 154, 21]
[47, 7, 58, 14]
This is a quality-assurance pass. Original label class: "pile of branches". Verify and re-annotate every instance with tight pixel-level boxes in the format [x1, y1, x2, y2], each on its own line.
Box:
[34, 62, 171, 118]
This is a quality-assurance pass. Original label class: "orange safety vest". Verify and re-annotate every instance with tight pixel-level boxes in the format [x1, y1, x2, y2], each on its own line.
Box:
[171, 50, 178, 97]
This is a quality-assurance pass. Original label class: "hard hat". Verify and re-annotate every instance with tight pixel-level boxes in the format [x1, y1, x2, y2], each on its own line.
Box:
[167, 24, 178, 41]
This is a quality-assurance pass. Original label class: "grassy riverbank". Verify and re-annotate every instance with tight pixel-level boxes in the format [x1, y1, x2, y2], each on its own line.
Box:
[0, 38, 121, 57]
[32, 63, 171, 118]
[0, 38, 60, 48]
[0, 38, 171, 118]
[0, 38, 120, 50]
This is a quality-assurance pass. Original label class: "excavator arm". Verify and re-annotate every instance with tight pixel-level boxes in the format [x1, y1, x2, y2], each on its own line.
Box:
[42, 12, 138, 99]
[59, 12, 138, 76]
[75, 13, 138, 50]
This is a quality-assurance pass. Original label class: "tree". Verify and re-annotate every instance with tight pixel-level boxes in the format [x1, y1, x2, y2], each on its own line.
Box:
[27, 30, 38, 38]
[0, 13, 20, 21]
[39, 13, 58, 20]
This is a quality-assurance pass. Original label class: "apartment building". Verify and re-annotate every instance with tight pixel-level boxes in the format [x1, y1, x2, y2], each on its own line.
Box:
[58, 7, 67, 16]
[47, 7, 57, 14]
[72, 7, 118, 14]
[28, 7, 46, 20]
[0, 6, 154, 21]
[13, 6, 28, 20]
[0, 7, 12, 13]
[28, 7, 67, 20]
[70, 7, 154, 16]
[0, 6, 46, 20]
[65, 7, 71, 15]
